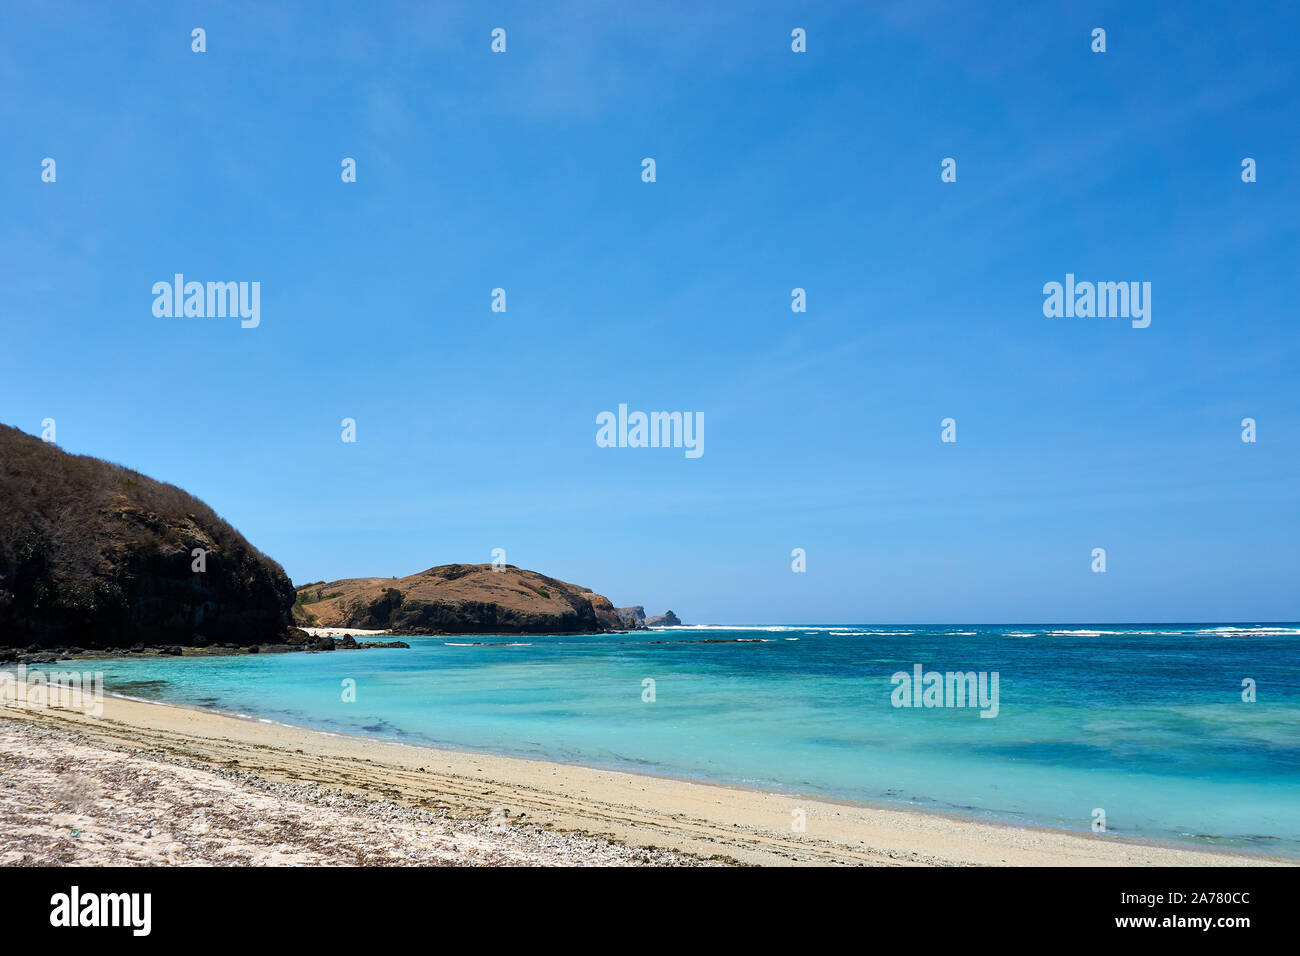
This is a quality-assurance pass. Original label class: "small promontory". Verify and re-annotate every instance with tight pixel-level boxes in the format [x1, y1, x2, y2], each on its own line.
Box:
[294, 564, 627, 635]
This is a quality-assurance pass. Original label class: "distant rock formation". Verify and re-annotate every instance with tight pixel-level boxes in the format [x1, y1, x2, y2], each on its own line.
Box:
[293, 564, 623, 635]
[612, 606, 681, 628]
[0, 424, 296, 650]
[610, 606, 682, 629]
[616, 606, 646, 626]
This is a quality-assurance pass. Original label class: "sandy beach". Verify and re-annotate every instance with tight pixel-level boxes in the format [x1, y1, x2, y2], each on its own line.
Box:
[1, 694, 1285, 867]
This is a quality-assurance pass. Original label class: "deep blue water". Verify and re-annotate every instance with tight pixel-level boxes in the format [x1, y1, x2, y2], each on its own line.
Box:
[74, 623, 1300, 857]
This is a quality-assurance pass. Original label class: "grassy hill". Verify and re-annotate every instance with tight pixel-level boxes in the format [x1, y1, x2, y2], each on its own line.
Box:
[293, 564, 623, 634]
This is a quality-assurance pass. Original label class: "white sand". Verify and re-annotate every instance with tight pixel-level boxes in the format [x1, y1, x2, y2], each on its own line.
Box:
[2, 695, 1289, 867]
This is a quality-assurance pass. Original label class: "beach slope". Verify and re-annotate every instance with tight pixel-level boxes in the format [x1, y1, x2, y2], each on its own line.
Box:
[1, 696, 1283, 867]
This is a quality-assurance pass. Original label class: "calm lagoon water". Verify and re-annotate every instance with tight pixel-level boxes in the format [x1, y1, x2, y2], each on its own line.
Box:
[78, 623, 1300, 857]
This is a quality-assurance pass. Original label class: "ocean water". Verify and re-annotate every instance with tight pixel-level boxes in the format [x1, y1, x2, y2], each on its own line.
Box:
[74, 624, 1300, 857]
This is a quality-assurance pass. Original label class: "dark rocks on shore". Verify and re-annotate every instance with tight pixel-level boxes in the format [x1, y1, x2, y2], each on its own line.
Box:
[0, 634, 411, 666]
[329, 634, 411, 650]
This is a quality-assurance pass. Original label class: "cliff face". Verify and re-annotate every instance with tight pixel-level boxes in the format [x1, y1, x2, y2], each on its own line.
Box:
[616, 606, 646, 625]
[0, 425, 295, 648]
[294, 565, 619, 635]
[583, 592, 625, 630]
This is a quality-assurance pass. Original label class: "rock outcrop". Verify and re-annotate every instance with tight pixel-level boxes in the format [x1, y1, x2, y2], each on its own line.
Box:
[0, 424, 296, 649]
[606, 605, 682, 629]
[293, 564, 621, 635]
[615, 606, 647, 626]
[582, 592, 625, 630]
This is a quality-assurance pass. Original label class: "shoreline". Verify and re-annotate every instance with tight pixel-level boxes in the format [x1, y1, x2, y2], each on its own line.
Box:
[105, 692, 1289, 863]
[3, 694, 1288, 866]
[0, 628, 669, 666]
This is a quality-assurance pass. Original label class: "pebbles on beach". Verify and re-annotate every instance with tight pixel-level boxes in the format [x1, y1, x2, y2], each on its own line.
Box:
[0, 720, 713, 867]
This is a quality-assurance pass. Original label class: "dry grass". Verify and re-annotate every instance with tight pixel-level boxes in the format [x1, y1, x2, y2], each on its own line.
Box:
[0, 423, 293, 646]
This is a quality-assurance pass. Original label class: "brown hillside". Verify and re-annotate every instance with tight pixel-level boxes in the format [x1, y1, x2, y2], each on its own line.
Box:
[294, 564, 623, 634]
[0, 424, 295, 648]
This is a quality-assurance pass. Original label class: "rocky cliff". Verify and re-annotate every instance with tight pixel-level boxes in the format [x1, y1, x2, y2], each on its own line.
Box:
[0, 424, 296, 649]
[616, 606, 647, 626]
[293, 564, 624, 635]
[615, 606, 682, 627]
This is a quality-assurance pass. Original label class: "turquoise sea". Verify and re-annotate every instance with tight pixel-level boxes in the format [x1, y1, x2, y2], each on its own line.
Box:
[75, 624, 1300, 857]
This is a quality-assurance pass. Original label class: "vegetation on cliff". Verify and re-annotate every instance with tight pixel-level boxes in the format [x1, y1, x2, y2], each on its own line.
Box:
[0, 425, 295, 648]
[293, 564, 625, 635]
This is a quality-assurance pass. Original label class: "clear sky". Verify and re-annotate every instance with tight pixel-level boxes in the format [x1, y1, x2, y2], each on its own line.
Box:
[3, 1, 1298, 623]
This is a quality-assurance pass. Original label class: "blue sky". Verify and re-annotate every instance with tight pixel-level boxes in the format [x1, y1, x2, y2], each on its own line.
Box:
[3, 1, 1298, 623]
